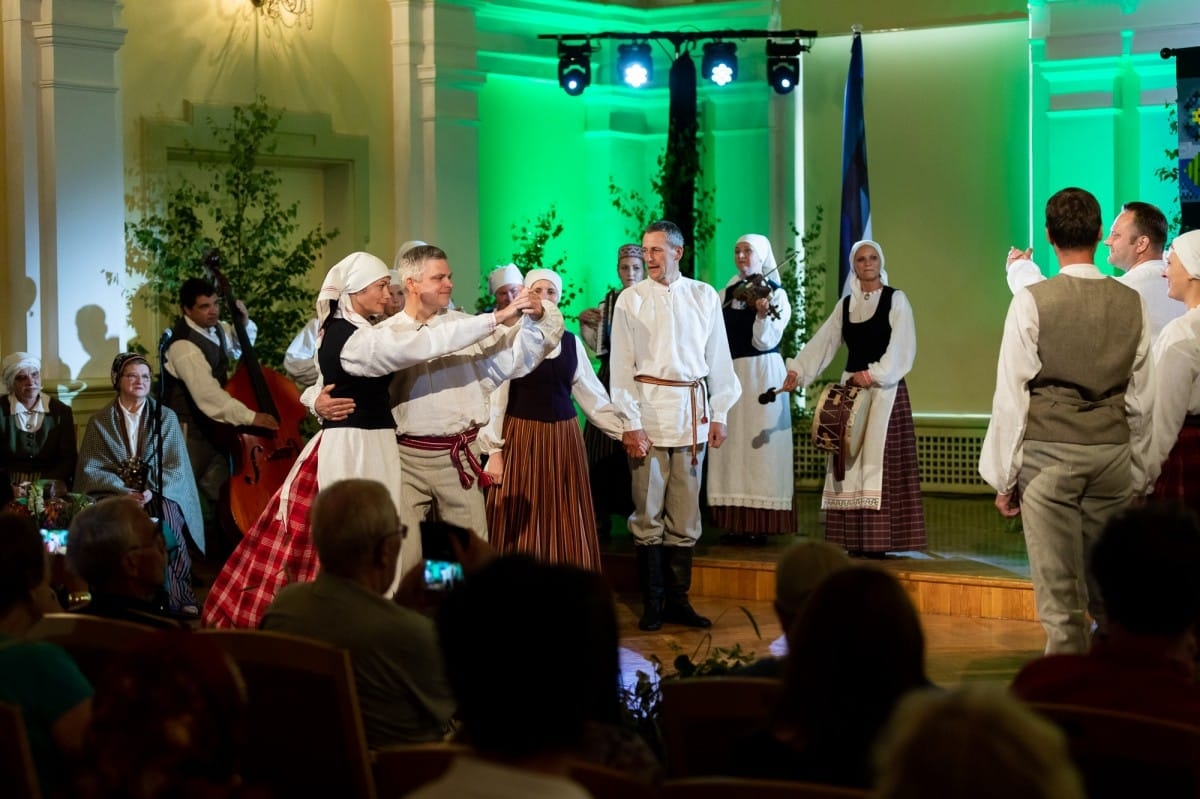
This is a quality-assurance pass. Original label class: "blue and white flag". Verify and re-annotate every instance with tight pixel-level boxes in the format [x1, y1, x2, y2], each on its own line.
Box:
[839, 32, 871, 295]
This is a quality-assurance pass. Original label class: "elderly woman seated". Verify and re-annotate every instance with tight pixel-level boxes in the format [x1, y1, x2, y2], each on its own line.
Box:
[0, 352, 77, 505]
[0, 511, 93, 793]
[66, 496, 192, 629]
[75, 353, 203, 615]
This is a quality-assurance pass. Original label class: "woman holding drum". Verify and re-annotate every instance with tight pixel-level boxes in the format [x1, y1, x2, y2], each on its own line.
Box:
[781, 240, 926, 556]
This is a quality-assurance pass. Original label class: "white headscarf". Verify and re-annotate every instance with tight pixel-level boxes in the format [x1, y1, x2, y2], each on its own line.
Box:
[488, 264, 524, 294]
[1171, 230, 1200, 279]
[2, 352, 39, 393]
[737, 234, 778, 277]
[524, 268, 563, 296]
[847, 239, 890, 303]
[316, 252, 390, 330]
[393, 240, 427, 271]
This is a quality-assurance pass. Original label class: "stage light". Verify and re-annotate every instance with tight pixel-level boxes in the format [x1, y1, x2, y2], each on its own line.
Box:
[702, 41, 737, 87]
[557, 42, 592, 96]
[766, 40, 803, 95]
[617, 42, 653, 88]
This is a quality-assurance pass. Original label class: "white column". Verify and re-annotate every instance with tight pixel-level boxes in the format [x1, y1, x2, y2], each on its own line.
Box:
[2, 0, 125, 387]
[390, 0, 483, 264]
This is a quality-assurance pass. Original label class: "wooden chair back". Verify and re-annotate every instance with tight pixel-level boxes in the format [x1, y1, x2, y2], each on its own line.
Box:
[567, 759, 658, 799]
[371, 741, 467, 799]
[662, 776, 868, 798]
[660, 676, 783, 778]
[0, 701, 41, 799]
[198, 629, 376, 799]
[25, 612, 153, 685]
[1031, 701, 1200, 799]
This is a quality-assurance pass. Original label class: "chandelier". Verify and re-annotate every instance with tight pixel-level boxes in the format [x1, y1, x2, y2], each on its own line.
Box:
[250, 0, 313, 30]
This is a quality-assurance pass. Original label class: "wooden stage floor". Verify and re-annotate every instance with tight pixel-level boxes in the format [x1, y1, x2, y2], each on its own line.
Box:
[601, 491, 1036, 621]
[606, 491, 1048, 689]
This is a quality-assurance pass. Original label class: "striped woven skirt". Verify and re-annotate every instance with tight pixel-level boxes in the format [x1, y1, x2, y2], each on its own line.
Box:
[486, 415, 602, 571]
[824, 381, 926, 553]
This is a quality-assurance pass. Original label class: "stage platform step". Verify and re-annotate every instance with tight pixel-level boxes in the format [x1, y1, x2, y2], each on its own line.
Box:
[600, 493, 1036, 622]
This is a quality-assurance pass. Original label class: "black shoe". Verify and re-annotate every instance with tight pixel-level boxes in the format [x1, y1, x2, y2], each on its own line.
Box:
[661, 547, 711, 628]
[639, 599, 664, 631]
[636, 544, 665, 631]
[662, 601, 712, 629]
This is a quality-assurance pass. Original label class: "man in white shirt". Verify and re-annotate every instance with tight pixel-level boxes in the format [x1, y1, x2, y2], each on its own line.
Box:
[1006, 201, 1182, 341]
[981, 187, 1154, 655]
[162, 277, 278, 515]
[315, 245, 563, 576]
[610, 221, 741, 631]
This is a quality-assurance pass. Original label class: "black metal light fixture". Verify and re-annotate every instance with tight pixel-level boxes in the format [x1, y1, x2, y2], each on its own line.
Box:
[766, 39, 804, 95]
[542, 28, 816, 97]
[701, 41, 738, 86]
[617, 42, 653, 88]
[557, 42, 592, 96]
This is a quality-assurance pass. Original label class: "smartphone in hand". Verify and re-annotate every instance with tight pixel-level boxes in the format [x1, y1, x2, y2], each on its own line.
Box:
[420, 521, 469, 591]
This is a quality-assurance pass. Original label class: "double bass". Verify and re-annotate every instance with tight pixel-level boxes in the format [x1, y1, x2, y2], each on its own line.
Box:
[203, 250, 307, 538]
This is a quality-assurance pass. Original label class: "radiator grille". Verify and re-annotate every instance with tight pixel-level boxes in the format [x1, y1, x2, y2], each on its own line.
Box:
[794, 421, 990, 494]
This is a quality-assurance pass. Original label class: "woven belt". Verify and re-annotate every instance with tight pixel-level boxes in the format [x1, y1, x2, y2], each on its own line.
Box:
[396, 428, 493, 489]
[634, 374, 709, 465]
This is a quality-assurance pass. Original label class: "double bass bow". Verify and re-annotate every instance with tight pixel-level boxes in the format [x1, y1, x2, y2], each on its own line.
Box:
[203, 249, 306, 538]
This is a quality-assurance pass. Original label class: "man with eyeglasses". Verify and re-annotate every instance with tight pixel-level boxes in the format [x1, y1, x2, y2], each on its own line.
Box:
[66, 496, 190, 629]
[1005, 201, 1183, 341]
[609, 220, 741, 632]
[262, 479, 463, 747]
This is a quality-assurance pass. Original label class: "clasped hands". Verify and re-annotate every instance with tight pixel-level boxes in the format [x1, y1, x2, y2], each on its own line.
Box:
[622, 422, 728, 459]
[495, 289, 545, 326]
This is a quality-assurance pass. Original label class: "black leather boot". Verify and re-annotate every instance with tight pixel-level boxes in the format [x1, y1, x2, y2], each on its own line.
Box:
[662, 546, 711, 628]
[636, 544, 665, 631]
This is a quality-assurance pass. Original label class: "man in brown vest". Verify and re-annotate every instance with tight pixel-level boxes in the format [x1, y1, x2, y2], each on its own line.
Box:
[162, 278, 278, 528]
[980, 187, 1154, 655]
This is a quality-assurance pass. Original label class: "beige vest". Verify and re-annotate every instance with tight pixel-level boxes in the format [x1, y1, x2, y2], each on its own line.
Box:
[1024, 275, 1141, 445]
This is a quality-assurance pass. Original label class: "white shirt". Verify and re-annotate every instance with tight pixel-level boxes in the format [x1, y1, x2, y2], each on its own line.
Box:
[784, 287, 916, 389]
[479, 335, 625, 453]
[283, 318, 320, 387]
[390, 303, 565, 436]
[980, 263, 1155, 494]
[10, 393, 49, 433]
[609, 276, 741, 447]
[1007, 257, 1183, 342]
[1145, 306, 1200, 488]
[164, 316, 258, 427]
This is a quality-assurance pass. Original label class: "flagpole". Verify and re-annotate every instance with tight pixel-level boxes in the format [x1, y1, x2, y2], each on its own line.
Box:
[839, 26, 871, 296]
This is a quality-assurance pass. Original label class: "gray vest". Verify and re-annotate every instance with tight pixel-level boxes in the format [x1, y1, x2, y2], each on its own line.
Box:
[1024, 275, 1142, 445]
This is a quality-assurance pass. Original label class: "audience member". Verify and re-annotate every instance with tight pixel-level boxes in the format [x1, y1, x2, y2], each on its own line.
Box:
[1011, 503, 1200, 724]
[261, 478, 456, 748]
[66, 496, 191, 629]
[73, 630, 263, 799]
[1, 351, 77, 505]
[731, 540, 851, 677]
[727, 567, 930, 788]
[409, 556, 632, 797]
[0, 511, 92, 793]
[874, 687, 1085, 799]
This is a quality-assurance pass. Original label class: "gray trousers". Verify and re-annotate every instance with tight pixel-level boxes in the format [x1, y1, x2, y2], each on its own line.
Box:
[396, 439, 489, 578]
[1019, 440, 1131, 654]
[628, 444, 706, 547]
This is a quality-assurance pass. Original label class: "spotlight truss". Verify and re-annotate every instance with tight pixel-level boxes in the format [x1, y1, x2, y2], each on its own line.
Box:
[702, 41, 738, 87]
[767, 39, 804, 95]
[617, 42, 653, 88]
[557, 41, 592, 96]
[540, 28, 816, 96]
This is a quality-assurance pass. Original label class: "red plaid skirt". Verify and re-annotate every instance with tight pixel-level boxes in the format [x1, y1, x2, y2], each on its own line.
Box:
[201, 450, 321, 629]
